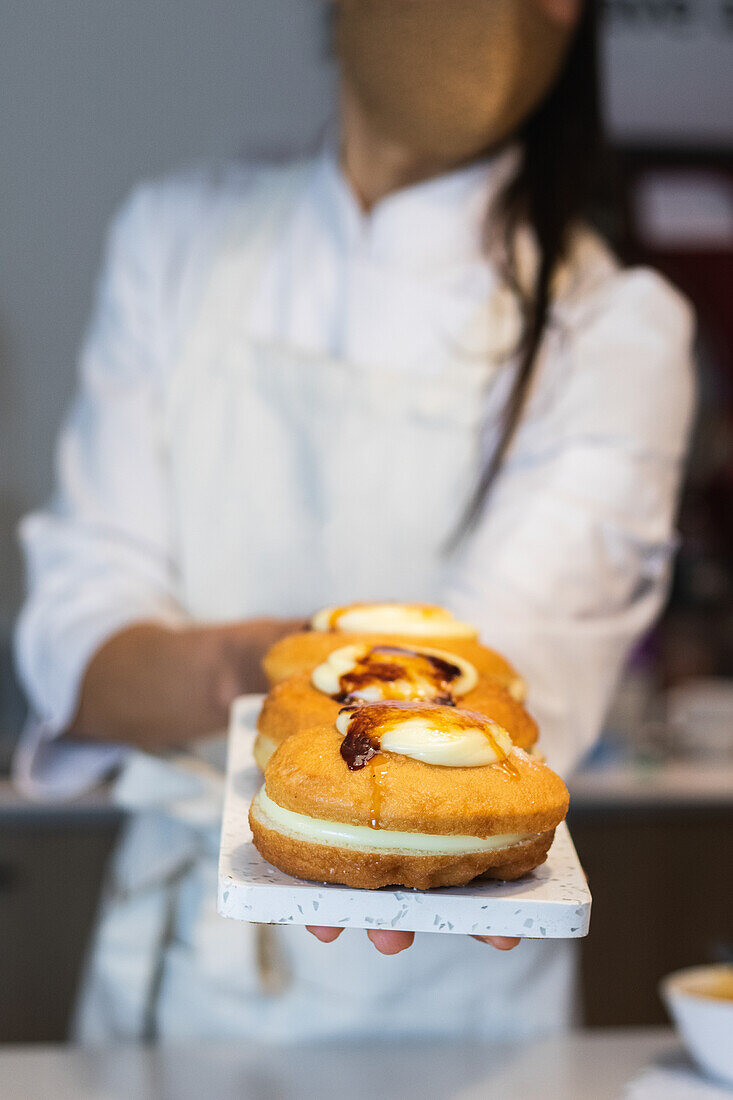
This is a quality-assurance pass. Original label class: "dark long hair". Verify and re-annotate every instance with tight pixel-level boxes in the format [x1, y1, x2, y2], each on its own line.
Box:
[451, 2, 604, 544]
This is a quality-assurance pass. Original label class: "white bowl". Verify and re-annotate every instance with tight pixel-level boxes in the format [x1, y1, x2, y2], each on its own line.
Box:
[660, 965, 733, 1086]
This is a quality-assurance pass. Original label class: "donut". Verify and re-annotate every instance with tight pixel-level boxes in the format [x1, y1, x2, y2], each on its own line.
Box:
[249, 701, 568, 890]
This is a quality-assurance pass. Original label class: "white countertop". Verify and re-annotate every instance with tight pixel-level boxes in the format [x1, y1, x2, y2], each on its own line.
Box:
[0, 1030, 718, 1100]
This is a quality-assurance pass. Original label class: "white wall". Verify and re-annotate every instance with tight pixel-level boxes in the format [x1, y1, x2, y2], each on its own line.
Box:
[0, 0, 335, 630]
[602, 0, 733, 147]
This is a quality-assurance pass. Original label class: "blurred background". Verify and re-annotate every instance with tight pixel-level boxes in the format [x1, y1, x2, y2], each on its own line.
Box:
[1, 0, 732, 1044]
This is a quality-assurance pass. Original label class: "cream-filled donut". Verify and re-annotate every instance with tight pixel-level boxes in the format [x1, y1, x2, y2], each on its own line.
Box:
[249, 701, 568, 890]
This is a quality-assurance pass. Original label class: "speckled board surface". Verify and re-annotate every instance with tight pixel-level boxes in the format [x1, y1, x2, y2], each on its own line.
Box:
[218, 695, 591, 938]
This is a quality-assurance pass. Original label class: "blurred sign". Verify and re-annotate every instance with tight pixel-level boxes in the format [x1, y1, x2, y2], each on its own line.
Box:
[602, 0, 733, 147]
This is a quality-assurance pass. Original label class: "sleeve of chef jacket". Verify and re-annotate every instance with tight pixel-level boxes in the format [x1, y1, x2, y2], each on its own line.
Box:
[444, 269, 696, 779]
[13, 183, 192, 798]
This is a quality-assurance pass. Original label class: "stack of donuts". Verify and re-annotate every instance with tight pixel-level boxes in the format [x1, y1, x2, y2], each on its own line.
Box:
[249, 602, 568, 890]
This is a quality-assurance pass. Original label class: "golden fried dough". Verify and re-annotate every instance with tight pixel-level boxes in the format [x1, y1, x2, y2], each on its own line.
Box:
[249, 818, 555, 890]
[265, 727, 566, 836]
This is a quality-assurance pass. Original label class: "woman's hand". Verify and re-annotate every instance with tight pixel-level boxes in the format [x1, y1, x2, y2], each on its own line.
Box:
[70, 617, 305, 748]
[306, 926, 520, 955]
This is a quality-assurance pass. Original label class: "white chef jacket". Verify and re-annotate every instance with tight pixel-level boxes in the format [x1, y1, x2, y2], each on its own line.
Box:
[12, 144, 695, 1042]
[14, 144, 695, 792]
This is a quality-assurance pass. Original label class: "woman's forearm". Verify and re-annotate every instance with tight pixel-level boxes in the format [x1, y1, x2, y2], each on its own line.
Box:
[69, 618, 302, 749]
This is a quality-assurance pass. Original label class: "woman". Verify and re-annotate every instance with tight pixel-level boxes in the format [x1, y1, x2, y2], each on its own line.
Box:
[15, 0, 694, 1040]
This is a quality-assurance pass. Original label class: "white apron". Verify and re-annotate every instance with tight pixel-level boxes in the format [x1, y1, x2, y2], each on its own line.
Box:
[74, 164, 576, 1042]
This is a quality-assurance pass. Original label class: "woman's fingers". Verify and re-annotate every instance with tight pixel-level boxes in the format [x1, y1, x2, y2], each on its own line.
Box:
[306, 925, 344, 943]
[306, 925, 415, 953]
[366, 929, 415, 954]
[308, 927, 515, 953]
[471, 935, 520, 950]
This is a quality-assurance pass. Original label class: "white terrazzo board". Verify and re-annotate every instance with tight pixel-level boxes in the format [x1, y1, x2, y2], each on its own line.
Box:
[218, 695, 591, 938]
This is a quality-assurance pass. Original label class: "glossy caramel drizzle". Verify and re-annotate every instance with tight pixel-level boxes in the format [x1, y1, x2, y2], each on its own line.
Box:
[368, 758, 389, 829]
[336, 645, 460, 704]
[338, 700, 520, 780]
[493, 753, 520, 781]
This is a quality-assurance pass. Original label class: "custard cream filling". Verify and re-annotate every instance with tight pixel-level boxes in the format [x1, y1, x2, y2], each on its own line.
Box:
[311, 603, 478, 638]
[253, 788, 534, 855]
[311, 644, 478, 701]
[336, 709, 517, 767]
